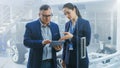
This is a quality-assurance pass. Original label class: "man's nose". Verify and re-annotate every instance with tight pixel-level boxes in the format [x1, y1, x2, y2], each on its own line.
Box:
[45, 17, 50, 19]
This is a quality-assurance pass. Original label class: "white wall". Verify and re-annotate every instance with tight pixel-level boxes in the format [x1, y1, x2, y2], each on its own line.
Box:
[117, 0, 120, 51]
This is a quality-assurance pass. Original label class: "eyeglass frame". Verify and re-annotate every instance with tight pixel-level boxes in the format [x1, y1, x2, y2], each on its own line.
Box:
[42, 14, 53, 18]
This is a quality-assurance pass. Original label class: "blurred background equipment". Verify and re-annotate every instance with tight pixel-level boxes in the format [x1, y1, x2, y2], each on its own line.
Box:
[0, 0, 120, 68]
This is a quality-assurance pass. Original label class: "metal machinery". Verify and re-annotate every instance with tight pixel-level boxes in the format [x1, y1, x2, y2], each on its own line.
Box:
[0, 0, 120, 68]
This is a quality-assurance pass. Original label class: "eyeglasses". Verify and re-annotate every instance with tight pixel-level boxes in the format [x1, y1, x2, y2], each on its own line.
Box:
[42, 14, 53, 18]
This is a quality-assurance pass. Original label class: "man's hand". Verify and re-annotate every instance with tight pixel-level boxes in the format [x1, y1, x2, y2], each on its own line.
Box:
[53, 45, 62, 51]
[42, 40, 51, 45]
[62, 60, 66, 68]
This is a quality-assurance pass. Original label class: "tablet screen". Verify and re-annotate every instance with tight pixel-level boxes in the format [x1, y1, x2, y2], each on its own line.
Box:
[50, 41, 64, 47]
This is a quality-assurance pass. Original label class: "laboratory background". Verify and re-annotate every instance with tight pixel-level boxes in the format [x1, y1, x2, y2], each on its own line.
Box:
[0, 0, 120, 68]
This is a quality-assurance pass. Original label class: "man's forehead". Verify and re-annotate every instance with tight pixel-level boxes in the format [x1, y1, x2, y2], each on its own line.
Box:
[40, 8, 51, 12]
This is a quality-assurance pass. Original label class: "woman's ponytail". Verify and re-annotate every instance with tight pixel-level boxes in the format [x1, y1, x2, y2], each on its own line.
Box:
[74, 5, 82, 18]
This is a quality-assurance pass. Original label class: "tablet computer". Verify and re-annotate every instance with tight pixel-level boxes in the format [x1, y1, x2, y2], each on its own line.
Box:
[50, 41, 64, 47]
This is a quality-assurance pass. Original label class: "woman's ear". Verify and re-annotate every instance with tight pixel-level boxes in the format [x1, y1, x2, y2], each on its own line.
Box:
[73, 8, 76, 12]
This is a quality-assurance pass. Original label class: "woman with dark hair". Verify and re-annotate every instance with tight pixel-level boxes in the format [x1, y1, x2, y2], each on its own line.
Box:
[60, 3, 91, 68]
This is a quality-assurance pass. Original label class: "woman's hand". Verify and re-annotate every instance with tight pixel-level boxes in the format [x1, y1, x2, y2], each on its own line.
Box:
[60, 32, 73, 40]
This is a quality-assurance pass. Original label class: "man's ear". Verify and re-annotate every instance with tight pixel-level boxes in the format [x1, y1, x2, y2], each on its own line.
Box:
[39, 11, 42, 16]
[39, 12, 41, 16]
